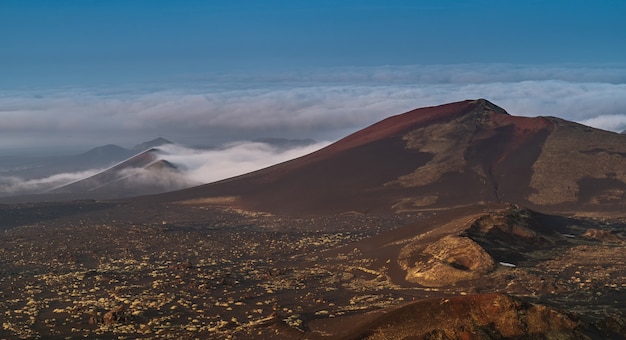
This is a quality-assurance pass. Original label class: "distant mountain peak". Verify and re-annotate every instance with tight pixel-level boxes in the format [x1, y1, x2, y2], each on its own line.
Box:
[48, 146, 195, 197]
[146, 159, 178, 171]
[132, 138, 172, 152]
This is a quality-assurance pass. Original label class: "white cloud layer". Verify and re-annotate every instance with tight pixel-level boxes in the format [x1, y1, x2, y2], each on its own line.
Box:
[156, 141, 330, 184]
[1, 64, 625, 152]
[0, 141, 330, 196]
[0, 169, 103, 195]
[580, 115, 626, 132]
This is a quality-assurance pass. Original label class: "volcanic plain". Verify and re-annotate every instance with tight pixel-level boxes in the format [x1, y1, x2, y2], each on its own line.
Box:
[2, 99, 626, 339]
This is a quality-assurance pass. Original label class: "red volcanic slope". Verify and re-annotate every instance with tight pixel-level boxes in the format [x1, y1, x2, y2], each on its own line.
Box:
[323, 99, 479, 152]
[148, 99, 560, 215]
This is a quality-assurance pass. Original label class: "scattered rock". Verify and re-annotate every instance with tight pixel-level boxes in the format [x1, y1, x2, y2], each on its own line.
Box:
[170, 260, 193, 270]
[583, 229, 624, 243]
[103, 305, 128, 325]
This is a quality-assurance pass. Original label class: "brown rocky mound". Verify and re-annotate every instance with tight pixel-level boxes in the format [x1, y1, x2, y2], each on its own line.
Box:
[398, 234, 495, 287]
[326, 205, 600, 291]
[583, 229, 625, 243]
[398, 235, 495, 287]
[307, 293, 589, 339]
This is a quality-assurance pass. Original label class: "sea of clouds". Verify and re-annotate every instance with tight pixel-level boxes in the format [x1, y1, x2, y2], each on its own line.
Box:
[1, 64, 625, 196]
[2, 64, 626, 150]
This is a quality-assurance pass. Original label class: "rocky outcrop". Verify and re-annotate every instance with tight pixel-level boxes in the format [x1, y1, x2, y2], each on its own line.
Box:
[583, 228, 625, 243]
[398, 235, 495, 287]
[349, 293, 587, 339]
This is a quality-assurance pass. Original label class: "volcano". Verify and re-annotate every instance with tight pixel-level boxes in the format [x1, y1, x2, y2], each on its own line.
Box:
[154, 99, 626, 217]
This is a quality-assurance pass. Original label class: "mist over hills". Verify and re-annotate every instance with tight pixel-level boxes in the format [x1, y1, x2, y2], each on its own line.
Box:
[0, 137, 323, 201]
[47, 147, 197, 198]
[0, 138, 172, 180]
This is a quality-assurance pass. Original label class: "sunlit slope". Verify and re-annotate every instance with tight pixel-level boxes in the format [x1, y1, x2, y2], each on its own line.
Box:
[149, 99, 626, 216]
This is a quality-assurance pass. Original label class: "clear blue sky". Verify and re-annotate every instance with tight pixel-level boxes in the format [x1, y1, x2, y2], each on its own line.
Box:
[2, 0, 625, 87]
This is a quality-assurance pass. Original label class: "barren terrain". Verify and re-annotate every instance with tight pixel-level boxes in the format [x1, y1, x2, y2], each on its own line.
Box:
[1, 201, 625, 339]
[2, 99, 626, 338]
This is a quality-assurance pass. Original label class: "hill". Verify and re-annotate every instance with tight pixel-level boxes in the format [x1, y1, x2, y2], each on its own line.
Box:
[49, 148, 198, 197]
[152, 99, 626, 217]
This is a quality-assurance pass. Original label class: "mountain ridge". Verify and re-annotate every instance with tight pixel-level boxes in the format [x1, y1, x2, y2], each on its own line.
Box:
[147, 99, 626, 217]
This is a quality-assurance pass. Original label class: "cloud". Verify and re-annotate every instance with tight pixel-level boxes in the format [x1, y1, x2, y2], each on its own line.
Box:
[115, 166, 200, 192]
[0, 140, 330, 197]
[0, 169, 103, 195]
[579, 115, 626, 133]
[156, 141, 331, 184]
[1, 64, 625, 152]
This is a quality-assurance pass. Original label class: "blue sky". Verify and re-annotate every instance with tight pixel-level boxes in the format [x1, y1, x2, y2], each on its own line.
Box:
[2, 0, 625, 87]
[0, 1, 625, 153]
